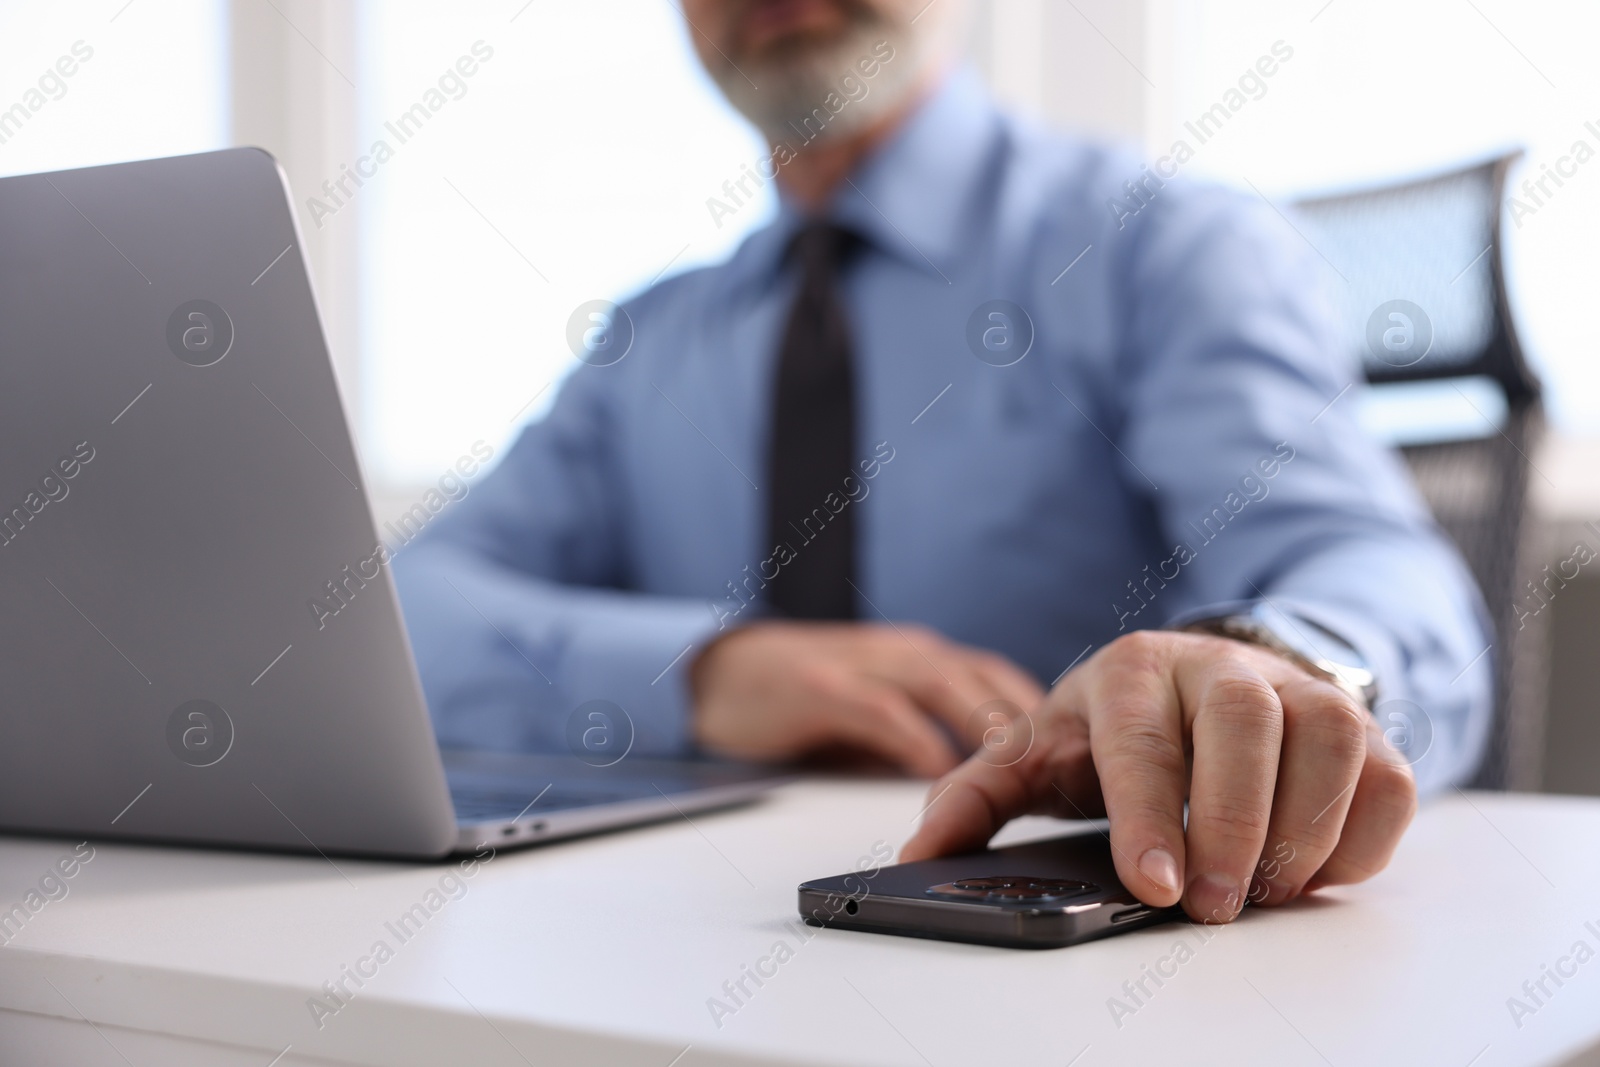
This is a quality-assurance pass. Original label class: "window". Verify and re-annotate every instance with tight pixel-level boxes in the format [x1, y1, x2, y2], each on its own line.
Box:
[356, 0, 771, 487]
[0, 1, 228, 179]
[1167, 0, 1600, 434]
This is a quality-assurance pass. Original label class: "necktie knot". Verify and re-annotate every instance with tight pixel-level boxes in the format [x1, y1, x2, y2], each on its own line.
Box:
[791, 222, 859, 275]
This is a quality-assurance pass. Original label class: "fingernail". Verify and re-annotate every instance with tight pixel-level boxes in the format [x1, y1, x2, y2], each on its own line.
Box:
[1138, 847, 1179, 892]
[1190, 873, 1244, 923]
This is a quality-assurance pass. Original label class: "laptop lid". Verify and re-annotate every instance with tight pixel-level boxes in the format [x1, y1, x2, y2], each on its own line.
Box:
[0, 148, 459, 858]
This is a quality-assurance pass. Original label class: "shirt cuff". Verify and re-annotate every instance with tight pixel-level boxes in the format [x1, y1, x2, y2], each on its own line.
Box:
[557, 595, 731, 758]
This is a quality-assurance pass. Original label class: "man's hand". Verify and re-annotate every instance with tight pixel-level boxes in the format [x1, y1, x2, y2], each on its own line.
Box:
[691, 621, 1046, 778]
[899, 630, 1418, 923]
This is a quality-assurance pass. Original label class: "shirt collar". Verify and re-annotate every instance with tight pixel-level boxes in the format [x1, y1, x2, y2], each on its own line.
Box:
[738, 67, 1002, 290]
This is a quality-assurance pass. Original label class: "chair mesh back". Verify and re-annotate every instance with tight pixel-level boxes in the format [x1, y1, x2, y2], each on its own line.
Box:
[1294, 153, 1543, 789]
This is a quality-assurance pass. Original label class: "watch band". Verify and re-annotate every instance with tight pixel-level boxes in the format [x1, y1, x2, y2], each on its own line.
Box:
[1178, 611, 1378, 710]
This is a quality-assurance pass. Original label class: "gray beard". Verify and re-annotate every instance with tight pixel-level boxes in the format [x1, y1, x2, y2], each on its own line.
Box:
[708, 17, 927, 147]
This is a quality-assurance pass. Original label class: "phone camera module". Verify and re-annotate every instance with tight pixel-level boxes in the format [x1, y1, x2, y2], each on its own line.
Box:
[926, 876, 1098, 902]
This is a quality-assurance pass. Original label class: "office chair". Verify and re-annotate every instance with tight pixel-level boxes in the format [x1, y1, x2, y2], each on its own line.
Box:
[1294, 151, 1544, 790]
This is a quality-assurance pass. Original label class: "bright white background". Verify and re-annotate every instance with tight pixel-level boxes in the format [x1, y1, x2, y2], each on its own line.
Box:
[0, 0, 1595, 489]
[0, 1, 227, 178]
[1165, 0, 1600, 438]
[354, 0, 772, 484]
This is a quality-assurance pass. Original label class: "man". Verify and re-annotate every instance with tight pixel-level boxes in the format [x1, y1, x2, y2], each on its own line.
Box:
[394, 0, 1492, 923]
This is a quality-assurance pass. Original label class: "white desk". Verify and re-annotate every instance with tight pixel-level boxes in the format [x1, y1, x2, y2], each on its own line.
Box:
[2, 782, 1599, 1067]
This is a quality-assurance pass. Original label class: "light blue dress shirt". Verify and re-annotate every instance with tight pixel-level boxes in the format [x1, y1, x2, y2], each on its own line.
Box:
[394, 70, 1492, 794]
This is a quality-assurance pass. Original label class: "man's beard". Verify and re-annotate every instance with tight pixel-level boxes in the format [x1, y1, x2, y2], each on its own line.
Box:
[705, 7, 931, 146]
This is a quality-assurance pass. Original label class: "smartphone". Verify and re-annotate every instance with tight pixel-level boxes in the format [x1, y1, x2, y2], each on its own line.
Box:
[797, 830, 1182, 949]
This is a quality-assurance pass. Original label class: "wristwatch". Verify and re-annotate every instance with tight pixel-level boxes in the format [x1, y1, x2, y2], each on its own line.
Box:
[1178, 603, 1378, 710]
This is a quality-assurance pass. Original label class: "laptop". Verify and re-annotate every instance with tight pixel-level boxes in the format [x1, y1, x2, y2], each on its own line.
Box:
[0, 148, 781, 859]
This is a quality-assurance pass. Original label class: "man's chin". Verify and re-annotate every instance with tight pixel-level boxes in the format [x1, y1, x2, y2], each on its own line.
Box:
[717, 28, 914, 143]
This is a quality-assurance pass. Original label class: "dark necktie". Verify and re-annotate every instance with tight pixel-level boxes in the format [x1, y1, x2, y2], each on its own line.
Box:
[765, 222, 859, 620]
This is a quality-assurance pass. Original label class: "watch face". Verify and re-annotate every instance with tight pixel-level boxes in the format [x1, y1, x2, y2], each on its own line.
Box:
[1246, 605, 1374, 697]
[1248, 605, 1334, 660]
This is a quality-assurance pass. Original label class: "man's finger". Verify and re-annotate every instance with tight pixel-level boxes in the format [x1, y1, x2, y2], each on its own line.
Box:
[1247, 677, 1368, 906]
[956, 656, 1048, 755]
[1082, 635, 1190, 909]
[970, 651, 1048, 713]
[1172, 653, 1283, 923]
[831, 682, 962, 779]
[876, 644, 999, 750]
[903, 665, 1000, 748]
[1305, 719, 1418, 890]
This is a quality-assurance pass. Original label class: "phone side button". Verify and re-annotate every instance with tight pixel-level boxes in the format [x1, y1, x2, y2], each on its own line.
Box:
[1109, 904, 1156, 924]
